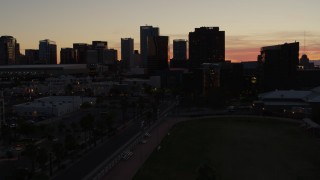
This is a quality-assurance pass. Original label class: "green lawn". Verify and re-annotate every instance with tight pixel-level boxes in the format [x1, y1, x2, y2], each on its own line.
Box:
[133, 117, 320, 180]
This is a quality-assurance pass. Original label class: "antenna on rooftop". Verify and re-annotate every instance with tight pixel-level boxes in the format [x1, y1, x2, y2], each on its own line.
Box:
[304, 31, 306, 54]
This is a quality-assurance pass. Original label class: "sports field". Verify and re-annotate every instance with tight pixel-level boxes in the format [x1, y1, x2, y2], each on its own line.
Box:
[133, 117, 320, 180]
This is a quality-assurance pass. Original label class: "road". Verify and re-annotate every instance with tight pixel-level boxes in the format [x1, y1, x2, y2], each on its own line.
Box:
[51, 100, 176, 180]
[52, 118, 141, 180]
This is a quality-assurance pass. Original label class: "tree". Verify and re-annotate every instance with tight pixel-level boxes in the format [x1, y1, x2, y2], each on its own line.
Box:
[58, 121, 66, 134]
[120, 97, 128, 123]
[52, 142, 65, 168]
[24, 144, 37, 172]
[64, 133, 77, 151]
[79, 113, 95, 145]
[80, 102, 92, 109]
[64, 83, 73, 95]
[17, 122, 35, 136]
[196, 163, 216, 180]
[105, 112, 115, 135]
[36, 147, 48, 171]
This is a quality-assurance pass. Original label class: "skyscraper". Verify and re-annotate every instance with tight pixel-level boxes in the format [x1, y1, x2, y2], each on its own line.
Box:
[173, 39, 187, 60]
[189, 27, 225, 69]
[121, 38, 134, 70]
[60, 48, 77, 64]
[140, 25, 159, 67]
[92, 41, 108, 64]
[147, 36, 169, 74]
[0, 36, 18, 65]
[171, 39, 187, 68]
[0, 91, 4, 136]
[73, 43, 89, 64]
[39, 39, 57, 64]
[258, 42, 299, 91]
[25, 49, 39, 64]
[103, 49, 118, 65]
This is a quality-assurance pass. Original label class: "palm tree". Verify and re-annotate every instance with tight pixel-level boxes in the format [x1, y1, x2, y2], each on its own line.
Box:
[105, 112, 115, 135]
[64, 133, 77, 151]
[36, 147, 48, 171]
[120, 96, 128, 123]
[52, 142, 65, 168]
[196, 163, 216, 180]
[24, 144, 37, 173]
[79, 113, 95, 146]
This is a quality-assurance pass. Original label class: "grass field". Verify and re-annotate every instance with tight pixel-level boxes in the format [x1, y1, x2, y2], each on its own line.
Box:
[133, 117, 320, 180]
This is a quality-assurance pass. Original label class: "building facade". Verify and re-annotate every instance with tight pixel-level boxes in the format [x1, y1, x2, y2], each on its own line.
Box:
[140, 25, 159, 68]
[173, 39, 187, 60]
[0, 36, 19, 65]
[73, 43, 89, 64]
[0, 91, 4, 135]
[60, 48, 77, 64]
[171, 39, 188, 68]
[258, 42, 299, 91]
[121, 38, 134, 70]
[103, 49, 118, 65]
[189, 27, 225, 70]
[147, 36, 169, 74]
[92, 41, 108, 64]
[39, 39, 57, 64]
[25, 49, 39, 64]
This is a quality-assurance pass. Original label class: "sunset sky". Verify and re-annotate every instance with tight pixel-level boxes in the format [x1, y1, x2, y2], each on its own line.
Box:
[1, 0, 320, 63]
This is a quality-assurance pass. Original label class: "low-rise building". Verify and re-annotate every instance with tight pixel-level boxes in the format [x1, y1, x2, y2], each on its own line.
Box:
[14, 96, 96, 117]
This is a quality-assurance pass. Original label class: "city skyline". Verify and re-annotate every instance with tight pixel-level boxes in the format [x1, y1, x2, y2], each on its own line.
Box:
[1, 0, 320, 63]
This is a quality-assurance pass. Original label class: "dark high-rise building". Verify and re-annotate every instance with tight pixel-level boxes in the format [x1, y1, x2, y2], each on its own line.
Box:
[121, 38, 134, 70]
[92, 41, 108, 49]
[73, 43, 89, 64]
[60, 48, 77, 64]
[147, 36, 169, 74]
[134, 50, 142, 68]
[103, 49, 118, 65]
[25, 49, 39, 64]
[173, 39, 187, 60]
[0, 91, 4, 135]
[140, 25, 159, 67]
[15, 43, 21, 64]
[171, 39, 187, 68]
[258, 42, 299, 91]
[0, 36, 18, 65]
[189, 27, 225, 69]
[39, 39, 57, 64]
[92, 41, 108, 64]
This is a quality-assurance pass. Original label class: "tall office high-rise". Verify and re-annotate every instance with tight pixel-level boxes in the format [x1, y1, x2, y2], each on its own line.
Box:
[103, 49, 118, 65]
[147, 36, 169, 74]
[60, 48, 77, 64]
[173, 39, 187, 60]
[189, 27, 225, 69]
[25, 49, 39, 64]
[171, 39, 188, 68]
[258, 42, 299, 91]
[0, 91, 4, 136]
[121, 38, 134, 70]
[92, 41, 108, 64]
[39, 39, 57, 64]
[140, 25, 159, 67]
[0, 36, 19, 65]
[73, 43, 89, 64]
